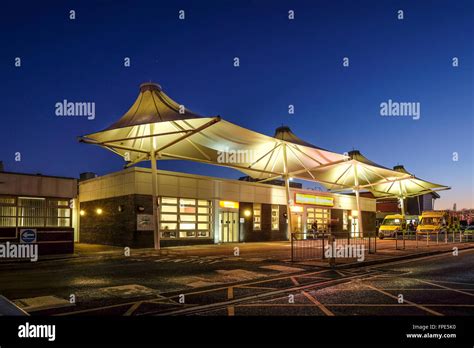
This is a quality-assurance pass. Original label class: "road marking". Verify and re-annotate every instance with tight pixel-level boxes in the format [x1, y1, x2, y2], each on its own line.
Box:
[236, 285, 277, 291]
[427, 280, 474, 286]
[154, 258, 170, 262]
[161, 271, 378, 316]
[365, 285, 443, 316]
[411, 278, 474, 297]
[124, 301, 142, 316]
[291, 277, 300, 286]
[297, 275, 331, 280]
[260, 265, 304, 273]
[167, 269, 332, 298]
[227, 287, 234, 300]
[301, 291, 334, 316]
[14, 295, 73, 312]
[56, 300, 144, 316]
[227, 306, 235, 316]
[57, 298, 180, 316]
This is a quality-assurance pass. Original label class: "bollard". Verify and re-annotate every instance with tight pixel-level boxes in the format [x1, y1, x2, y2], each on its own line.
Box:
[328, 234, 335, 267]
[374, 232, 377, 253]
[322, 233, 326, 260]
[291, 233, 294, 262]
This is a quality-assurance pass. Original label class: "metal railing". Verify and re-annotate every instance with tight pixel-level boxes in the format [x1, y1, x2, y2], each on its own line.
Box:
[392, 229, 469, 250]
[291, 231, 376, 262]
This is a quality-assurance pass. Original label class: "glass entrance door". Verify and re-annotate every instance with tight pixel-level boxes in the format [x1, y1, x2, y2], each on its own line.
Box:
[291, 213, 302, 233]
[219, 211, 239, 242]
[351, 217, 360, 237]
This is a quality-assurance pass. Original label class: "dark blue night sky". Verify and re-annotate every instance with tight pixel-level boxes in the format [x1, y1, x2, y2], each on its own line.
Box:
[1, 0, 472, 208]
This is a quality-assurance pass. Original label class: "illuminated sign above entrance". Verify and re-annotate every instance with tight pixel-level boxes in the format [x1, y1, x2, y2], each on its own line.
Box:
[219, 200, 239, 209]
[295, 193, 334, 207]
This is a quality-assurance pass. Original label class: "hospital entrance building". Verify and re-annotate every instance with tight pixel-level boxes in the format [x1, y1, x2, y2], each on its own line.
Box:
[77, 167, 376, 248]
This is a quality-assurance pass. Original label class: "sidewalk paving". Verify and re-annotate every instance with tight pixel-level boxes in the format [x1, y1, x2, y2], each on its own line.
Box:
[1, 240, 472, 268]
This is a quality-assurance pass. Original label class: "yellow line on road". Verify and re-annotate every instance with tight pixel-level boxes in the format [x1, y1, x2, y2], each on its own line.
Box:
[411, 279, 474, 297]
[167, 269, 332, 298]
[297, 275, 331, 280]
[291, 277, 300, 286]
[227, 306, 235, 316]
[365, 285, 443, 316]
[124, 301, 142, 316]
[56, 300, 142, 316]
[227, 287, 234, 300]
[237, 303, 321, 307]
[236, 285, 277, 290]
[301, 291, 334, 316]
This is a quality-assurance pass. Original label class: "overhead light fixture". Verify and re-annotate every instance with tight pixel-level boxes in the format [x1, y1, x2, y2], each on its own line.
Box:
[96, 208, 103, 215]
[79, 210, 86, 216]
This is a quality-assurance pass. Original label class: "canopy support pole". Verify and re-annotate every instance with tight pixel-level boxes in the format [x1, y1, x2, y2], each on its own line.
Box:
[354, 164, 364, 237]
[283, 144, 293, 240]
[150, 125, 161, 250]
[150, 151, 161, 250]
[284, 175, 293, 240]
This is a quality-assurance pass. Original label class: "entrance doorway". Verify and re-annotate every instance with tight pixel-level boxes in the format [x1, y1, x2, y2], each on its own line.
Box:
[291, 213, 303, 233]
[351, 217, 360, 237]
[219, 211, 239, 242]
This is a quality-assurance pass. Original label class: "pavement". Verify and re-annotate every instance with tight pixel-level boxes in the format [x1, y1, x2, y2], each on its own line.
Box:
[3, 239, 473, 268]
[0, 240, 472, 316]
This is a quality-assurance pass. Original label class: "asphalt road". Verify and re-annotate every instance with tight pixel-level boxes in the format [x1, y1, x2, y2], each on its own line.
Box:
[0, 248, 472, 316]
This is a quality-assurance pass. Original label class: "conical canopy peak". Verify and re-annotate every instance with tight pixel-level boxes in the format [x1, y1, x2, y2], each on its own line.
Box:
[273, 126, 325, 150]
[393, 164, 410, 174]
[104, 82, 212, 131]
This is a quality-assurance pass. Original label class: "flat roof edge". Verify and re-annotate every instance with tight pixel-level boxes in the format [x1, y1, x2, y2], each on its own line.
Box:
[0, 171, 77, 181]
[78, 167, 375, 201]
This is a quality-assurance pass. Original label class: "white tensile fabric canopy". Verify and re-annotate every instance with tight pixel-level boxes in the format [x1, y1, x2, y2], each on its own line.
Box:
[79, 82, 444, 246]
[314, 151, 411, 192]
[369, 165, 450, 216]
[370, 165, 450, 199]
[313, 150, 412, 235]
[79, 82, 349, 248]
[79, 84, 347, 179]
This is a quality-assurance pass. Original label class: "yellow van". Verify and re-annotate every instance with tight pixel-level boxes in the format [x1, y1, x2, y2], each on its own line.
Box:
[378, 214, 419, 239]
[416, 211, 459, 235]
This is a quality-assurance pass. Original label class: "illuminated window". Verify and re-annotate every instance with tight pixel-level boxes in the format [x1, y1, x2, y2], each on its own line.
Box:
[46, 200, 71, 227]
[306, 208, 330, 233]
[253, 204, 261, 230]
[343, 210, 348, 231]
[1, 197, 72, 228]
[161, 205, 177, 213]
[0, 197, 16, 227]
[271, 205, 279, 230]
[160, 197, 212, 239]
